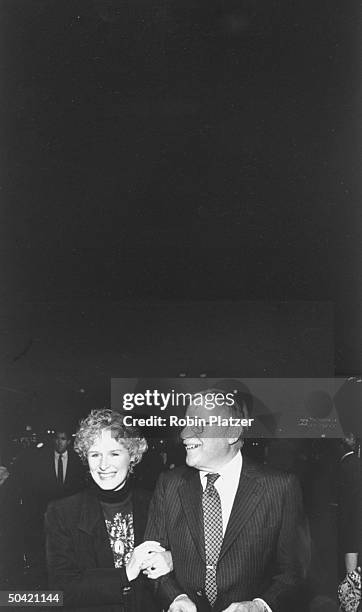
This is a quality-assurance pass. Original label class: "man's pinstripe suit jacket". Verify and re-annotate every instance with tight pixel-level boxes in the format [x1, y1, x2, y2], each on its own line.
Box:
[145, 456, 308, 612]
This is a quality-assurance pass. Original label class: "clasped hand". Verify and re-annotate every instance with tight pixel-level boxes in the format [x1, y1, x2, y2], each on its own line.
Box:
[142, 550, 173, 579]
[126, 541, 173, 582]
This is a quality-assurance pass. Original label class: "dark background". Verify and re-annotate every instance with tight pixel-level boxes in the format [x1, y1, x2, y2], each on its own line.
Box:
[0, 1, 361, 432]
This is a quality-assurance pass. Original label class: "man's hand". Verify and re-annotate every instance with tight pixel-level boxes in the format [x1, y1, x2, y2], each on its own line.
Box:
[168, 594, 197, 612]
[222, 602, 265, 612]
[126, 541, 165, 582]
[142, 550, 173, 579]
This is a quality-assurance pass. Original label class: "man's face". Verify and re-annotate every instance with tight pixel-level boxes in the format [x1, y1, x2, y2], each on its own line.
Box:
[181, 401, 239, 472]
[54, 432, 70, 454]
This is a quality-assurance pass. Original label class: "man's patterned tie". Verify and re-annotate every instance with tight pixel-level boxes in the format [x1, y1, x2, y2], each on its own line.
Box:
[202, 473, 223, 607]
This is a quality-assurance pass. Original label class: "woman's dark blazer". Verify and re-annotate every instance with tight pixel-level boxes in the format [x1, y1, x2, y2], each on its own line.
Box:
[45, 486, 160, 612]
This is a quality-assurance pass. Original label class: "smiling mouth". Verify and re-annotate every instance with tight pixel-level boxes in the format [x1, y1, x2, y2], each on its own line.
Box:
[98, 473, 116, 478]
[184, 443, 202, 451]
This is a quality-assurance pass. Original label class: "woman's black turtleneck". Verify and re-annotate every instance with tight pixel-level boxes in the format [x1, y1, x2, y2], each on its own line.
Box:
[93, 478, 134, 568]
[92, 475, 133, 503]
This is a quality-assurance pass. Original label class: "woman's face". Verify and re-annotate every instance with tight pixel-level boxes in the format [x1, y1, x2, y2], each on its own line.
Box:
[87, 429, 131, 490]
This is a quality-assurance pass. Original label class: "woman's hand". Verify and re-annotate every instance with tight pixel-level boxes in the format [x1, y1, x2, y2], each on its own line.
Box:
[126, 541, 165, 582]
[142, 550, 173, 579]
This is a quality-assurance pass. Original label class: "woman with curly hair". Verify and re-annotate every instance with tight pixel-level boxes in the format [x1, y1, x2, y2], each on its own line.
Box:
[45, 409, 172, 611]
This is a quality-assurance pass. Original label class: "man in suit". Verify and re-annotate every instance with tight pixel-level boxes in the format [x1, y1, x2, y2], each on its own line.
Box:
[19, 428, 86, 586]
[35, 429, 86, 508]
[145, 390, 308, 612]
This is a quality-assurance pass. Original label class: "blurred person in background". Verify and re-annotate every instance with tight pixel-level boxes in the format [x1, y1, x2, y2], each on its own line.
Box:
[0, 465, 23, 587]
[16, 426, 86, 587]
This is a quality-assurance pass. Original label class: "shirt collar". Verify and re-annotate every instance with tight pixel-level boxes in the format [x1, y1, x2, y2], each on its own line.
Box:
[199, 450, 242, 484]
[55, 449, 68, 458]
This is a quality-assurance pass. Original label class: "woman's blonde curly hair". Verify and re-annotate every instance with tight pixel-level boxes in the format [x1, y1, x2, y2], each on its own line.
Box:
[74, 408, 147, 471]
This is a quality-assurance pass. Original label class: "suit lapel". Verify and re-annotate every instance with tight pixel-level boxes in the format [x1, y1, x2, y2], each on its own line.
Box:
[179, 470, 205, 562]
[63, 452, 70, 485]
[219, 458, 264, 562]
[48, 450, 57, 485]
[63, 450, 74, 486]
[77, 490, 115, 568]
[94, 521, 116, 568]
